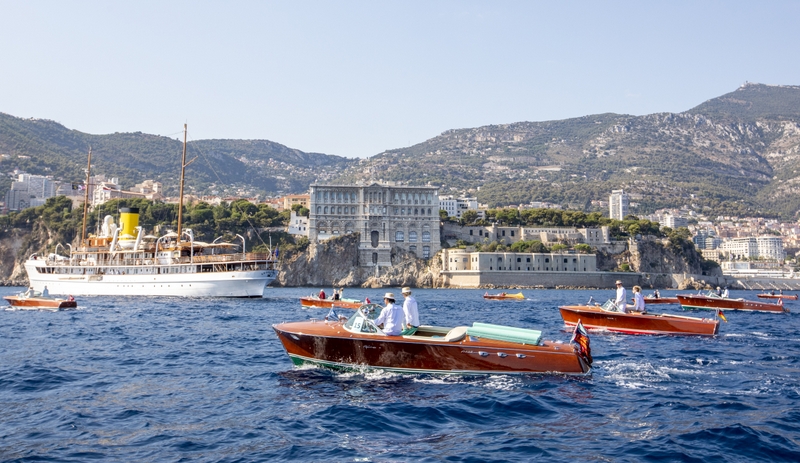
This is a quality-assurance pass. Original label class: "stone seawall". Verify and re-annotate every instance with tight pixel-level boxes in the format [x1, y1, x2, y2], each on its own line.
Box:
[442, 271, 642, 289]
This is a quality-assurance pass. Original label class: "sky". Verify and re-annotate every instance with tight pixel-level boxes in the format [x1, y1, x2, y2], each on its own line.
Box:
[1, 1, 799, 158]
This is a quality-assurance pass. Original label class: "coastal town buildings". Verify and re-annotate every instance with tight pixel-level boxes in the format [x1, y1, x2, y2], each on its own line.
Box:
[308, 183, 441, 267]
[4, 172, 58, 211]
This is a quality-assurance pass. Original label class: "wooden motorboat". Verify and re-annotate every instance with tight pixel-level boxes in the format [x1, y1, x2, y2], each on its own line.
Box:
[559, 302, 719, 336]
[299, 296, 366, 310]
[677, 291, 787, 313]
[273, 304, 591, 375]
[4, 292, 77, 310]
[483, 292, 525, 300]
[756, 293, 798, 300]
[642, 296, 679, 304]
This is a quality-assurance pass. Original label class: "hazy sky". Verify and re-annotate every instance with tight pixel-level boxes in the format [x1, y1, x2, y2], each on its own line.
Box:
[2, 1, 798, 158]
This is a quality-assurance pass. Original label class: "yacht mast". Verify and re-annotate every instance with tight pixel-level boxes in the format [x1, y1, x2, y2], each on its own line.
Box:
[81, 147, 92, 243]
[176, 124, 187, 247]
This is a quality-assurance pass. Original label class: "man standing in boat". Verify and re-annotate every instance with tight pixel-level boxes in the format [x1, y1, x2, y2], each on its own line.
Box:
[614, 280, 628, 313]
[400, 287, 419, 335]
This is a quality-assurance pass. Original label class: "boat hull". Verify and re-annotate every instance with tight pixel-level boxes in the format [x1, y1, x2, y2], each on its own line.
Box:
[559, 305, 719, 336]
[272, 321, 589, 375]
[756, 294, 798, 300]
[642, 297, 679, 304]
[299, 297, 363, 309]
[25, 259, 275, 297]
[483, 293, 525, 300]
[676, 295, 787, 313]
[4, 295, 78, 310]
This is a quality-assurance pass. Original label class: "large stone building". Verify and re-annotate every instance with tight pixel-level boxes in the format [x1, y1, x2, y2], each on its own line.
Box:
[308, 183, 441, 267]
[719, 236, 785, 261]
[442, 223, 611, 249]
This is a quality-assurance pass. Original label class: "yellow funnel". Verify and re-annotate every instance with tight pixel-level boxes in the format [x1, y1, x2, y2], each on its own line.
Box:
[119, 207, 139, 239]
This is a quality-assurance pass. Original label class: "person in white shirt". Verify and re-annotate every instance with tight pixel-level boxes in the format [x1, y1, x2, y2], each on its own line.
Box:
[721, 287, 729, 298]
[373, 292, 404, 336]
[614, 280, 628, 313]
[401, 287, 420, 333]
[632, 285, 646, 313]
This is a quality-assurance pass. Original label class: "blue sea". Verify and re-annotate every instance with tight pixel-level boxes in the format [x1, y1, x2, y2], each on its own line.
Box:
[1, 286, 799, 462]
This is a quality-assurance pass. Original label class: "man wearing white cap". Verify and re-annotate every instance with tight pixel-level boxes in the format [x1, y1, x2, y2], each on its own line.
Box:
[373, 292, 404, 335]
[400, 287, 419, 334]
[614, 280, 628, 313]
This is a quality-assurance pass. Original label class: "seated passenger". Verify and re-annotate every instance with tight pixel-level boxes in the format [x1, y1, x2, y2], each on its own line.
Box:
[373, 292, 404, 335]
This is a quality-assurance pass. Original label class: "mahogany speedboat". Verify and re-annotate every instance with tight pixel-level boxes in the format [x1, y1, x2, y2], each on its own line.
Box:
[4, 292, 77, 311]
[677, 291, 788, 313]
[299, 296, 366, 310]
[559, 301, 719, 336]
[642, 296, 679, 304]
[483, 292, 525, 300]
[273, 304, 591, 375]
[756, 293, 798, 300]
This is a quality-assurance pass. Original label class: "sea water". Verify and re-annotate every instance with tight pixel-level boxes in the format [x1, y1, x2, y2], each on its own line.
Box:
[1, 287, 799, 462]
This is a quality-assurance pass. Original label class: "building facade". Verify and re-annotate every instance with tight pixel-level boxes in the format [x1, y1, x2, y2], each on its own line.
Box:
[443, 249, 597, 273]
[308, 183, 441, 267]
[4, 173, 58, 211]
[609, 189, 629, 220]
[438, 195, 480, 219]
[719, 236, 785, 261]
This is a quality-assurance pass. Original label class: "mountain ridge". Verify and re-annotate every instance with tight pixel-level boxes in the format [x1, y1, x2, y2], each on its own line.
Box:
[2, 83, 800, 218]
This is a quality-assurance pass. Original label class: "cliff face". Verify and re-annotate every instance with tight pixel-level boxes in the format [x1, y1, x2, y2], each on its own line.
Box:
[275, 233, 443, 288]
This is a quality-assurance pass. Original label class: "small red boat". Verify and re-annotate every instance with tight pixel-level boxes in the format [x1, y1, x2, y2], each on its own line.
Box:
[756, 293, 798, 300]
[483, 292, 525, 300]
[4, 293, 77, 310]
[559, 303, 719, 336]
[299, 296, 365, 310]
[273, 304, 591, 375]
[676, 292, 787, 313]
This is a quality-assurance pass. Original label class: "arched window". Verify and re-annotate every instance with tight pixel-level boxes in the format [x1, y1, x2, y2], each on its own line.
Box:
[324, 206, 328, 214]
[409, 231, 418, 242]
[316, 206, 321, 214]
[337, 206, 342, 214]
[395, 231, 404, 242]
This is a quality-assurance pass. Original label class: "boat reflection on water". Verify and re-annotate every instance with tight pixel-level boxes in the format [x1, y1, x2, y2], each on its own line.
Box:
[273, 304, 591, 376]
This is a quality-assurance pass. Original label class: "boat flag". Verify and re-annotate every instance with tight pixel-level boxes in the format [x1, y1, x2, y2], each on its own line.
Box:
[571, 320, 593, 365]
[717, 309, 727, 322]
[324, 307, 339, 321]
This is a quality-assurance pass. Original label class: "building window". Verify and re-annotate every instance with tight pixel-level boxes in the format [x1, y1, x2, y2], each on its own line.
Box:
[423, 246, 430, 258]
[545, 258, 550, 262]
[324, 206, 328, 214]
[470, 230, 473, 235]
[422, 231, 430, 242]
[526, 257, 531, 262]
[409, 231, 418, 242]
[410, 245, 417, 254]
[511, 231, 515, 237]
[502, 231, 506, 236]
[395, 231, 404, 242]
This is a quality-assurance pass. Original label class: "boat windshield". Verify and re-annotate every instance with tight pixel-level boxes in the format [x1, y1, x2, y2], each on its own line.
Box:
[601, 299, 619, 311]
[343, 303, 384, 335]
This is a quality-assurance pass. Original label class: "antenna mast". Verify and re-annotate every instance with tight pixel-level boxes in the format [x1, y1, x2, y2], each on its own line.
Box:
[177, 124, 187, 247]
[81, 147, 92, 243]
